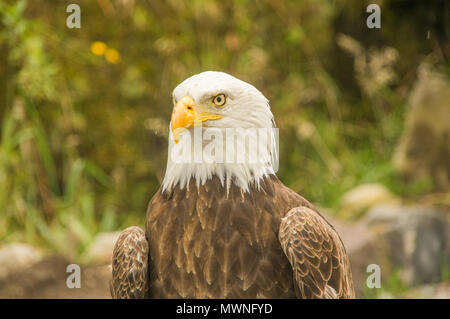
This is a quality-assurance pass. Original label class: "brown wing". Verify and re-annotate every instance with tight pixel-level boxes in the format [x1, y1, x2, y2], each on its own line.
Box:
[278, 207, 355, 299]
[110, 226, 149, 299]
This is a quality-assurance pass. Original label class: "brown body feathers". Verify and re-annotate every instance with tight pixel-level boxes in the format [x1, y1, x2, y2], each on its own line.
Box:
[111, 175, 355, 299]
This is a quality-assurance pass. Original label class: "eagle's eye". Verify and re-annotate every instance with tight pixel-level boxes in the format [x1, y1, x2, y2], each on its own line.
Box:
[212, 93, 226, 107]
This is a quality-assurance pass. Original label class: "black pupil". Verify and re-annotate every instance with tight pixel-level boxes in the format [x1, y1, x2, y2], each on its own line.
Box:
[216, 96, 222, 103]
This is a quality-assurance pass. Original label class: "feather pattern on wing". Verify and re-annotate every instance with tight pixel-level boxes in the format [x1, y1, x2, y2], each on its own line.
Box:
[278, 207, 355, 299]
[111, 226, 149, 299]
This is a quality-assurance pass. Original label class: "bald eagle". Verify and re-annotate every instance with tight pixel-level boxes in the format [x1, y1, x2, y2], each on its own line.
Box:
[111, 71, 355, 299]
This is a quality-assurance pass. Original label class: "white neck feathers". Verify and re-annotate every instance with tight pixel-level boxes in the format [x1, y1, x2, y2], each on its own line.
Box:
[162, 126, 278, 192]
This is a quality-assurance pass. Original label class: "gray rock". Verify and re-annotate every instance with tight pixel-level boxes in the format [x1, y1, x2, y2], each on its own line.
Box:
[363, 205, 450, 286]
[393, 63, 450, 191]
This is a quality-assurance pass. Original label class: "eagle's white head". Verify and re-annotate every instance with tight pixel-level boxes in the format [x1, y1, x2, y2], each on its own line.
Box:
[162, 71, 278, 192]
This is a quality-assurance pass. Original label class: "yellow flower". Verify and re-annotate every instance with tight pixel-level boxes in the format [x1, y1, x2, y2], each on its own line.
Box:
[105, 48, 121, 64]
[90, 41, 107, 56]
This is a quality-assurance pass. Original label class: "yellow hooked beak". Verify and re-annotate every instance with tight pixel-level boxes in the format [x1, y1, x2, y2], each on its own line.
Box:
[170, 96, 222, 143]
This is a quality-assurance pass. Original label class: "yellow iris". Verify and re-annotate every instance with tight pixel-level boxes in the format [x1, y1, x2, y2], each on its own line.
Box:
[212, 93, 226, 107]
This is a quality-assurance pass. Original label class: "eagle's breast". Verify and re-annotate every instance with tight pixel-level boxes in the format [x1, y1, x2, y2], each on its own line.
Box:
[145, 175, 303, 298]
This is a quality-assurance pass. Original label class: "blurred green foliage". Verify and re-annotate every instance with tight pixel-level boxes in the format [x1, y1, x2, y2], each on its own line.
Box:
[362, 268, 410, 299]
[0, 0, 448, 261]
